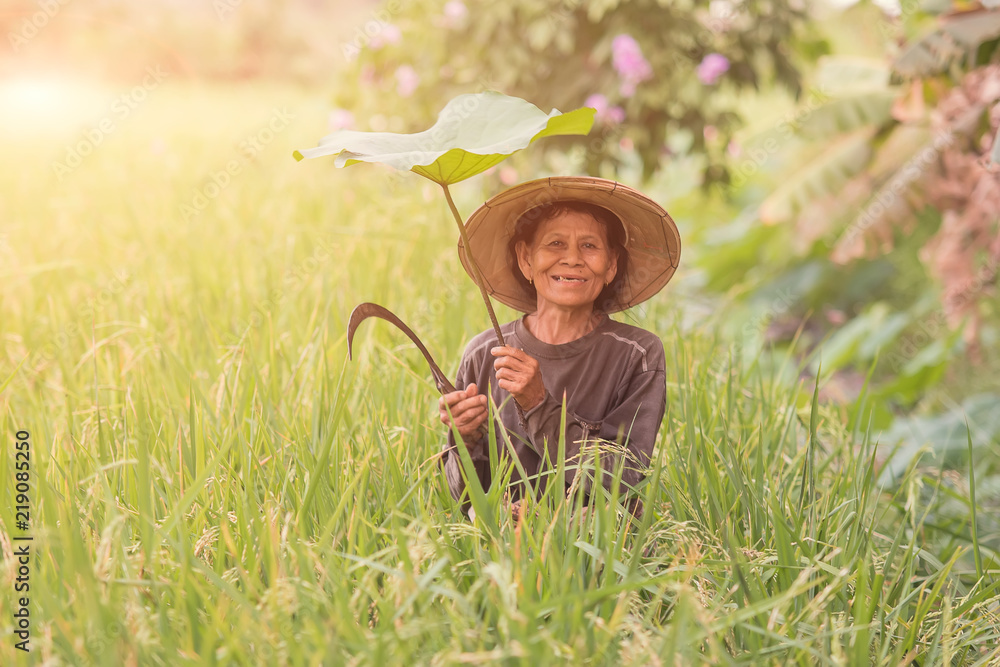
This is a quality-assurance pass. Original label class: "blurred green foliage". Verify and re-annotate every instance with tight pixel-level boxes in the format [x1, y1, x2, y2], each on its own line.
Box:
[330, 0, 999, 488]
[695, 1, 1000, 422]
[337, 0, 829, 185]
[2, 3, 999, 660]
[3, 82, 999, 661]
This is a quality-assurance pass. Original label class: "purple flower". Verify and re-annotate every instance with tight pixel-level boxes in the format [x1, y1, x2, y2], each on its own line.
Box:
[697, 53, 730, 85]
[611, 34, 652, 97]
[328, 109, 355, 131]
[395, 65, 420, 97]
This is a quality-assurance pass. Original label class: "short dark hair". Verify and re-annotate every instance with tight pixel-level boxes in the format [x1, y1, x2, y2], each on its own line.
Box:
[507, 200, 629, 313]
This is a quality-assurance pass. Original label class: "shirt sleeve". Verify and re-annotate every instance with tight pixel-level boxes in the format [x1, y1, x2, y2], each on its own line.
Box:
[440, 347, 491, 510]
[521, 338, 666, 498]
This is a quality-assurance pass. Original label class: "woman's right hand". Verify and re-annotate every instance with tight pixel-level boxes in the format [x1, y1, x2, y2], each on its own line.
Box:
[439, 383, 489, 440]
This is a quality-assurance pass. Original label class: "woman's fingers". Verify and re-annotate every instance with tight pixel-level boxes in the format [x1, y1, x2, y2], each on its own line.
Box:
[490, 346, 545, 411]
[454, 399, 486, 424]
[439, 384, 488, 435]
[439, 384, 483, 413]
[440, 394, 486, 421]
[440, 389, 464, 409]
[438, 390, 465, 424]
[491, 346, 525, 365]
[451, 399, 487, 437]
[492, 348, 537, 383]
[492, 347, 537, 373]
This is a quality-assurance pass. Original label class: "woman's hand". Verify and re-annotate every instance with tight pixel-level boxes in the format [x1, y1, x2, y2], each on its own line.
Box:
[439, 383, 488, 440]
[491, 346, 545, 411]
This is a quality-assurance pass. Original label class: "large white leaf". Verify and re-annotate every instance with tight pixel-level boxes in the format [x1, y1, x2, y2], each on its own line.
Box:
[293, 92, 595, 185]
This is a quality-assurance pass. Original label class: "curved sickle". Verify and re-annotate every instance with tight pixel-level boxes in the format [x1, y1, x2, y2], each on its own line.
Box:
[347, 302, 455, 394]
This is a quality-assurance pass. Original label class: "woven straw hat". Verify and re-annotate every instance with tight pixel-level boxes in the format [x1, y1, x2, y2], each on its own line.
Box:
[458, 176, 681, 313]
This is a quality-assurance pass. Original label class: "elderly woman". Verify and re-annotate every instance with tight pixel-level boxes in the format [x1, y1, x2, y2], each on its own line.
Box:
[439, 177, 681, 515]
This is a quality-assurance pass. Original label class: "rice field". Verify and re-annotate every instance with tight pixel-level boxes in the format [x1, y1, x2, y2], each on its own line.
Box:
[1, 81, 998, 665]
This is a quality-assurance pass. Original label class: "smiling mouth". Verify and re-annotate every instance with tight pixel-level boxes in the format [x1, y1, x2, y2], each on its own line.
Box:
[552, 276, 586, 283]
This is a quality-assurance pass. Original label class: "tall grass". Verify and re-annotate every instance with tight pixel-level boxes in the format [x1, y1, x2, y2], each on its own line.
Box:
[1, 83, 998, 665]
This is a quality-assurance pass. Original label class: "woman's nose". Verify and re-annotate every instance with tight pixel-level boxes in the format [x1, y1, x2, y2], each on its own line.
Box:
[560, 244, 582, 265]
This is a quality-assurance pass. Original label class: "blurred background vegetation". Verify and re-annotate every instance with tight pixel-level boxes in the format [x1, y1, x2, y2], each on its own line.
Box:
[329, 0, 1000, 475]
[4, 0, 999, 507]
[3, 0, 999, 661]
[3, 0, 998, 510]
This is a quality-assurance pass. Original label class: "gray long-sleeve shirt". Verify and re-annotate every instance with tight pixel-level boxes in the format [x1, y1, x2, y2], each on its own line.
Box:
[442, 313, 666, 507]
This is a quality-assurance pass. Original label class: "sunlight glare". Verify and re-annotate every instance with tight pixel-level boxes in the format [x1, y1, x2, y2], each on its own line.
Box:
[0, 75, 107, 132]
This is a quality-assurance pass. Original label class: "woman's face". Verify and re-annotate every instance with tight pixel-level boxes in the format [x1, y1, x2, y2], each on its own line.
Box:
[516, 210, 618, 314]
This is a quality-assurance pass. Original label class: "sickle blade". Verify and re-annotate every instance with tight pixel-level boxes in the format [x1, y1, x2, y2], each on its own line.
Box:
[347, 302, 455, 394]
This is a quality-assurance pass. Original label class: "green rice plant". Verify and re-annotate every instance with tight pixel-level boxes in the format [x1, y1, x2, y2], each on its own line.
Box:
[0, 83, 998, 665]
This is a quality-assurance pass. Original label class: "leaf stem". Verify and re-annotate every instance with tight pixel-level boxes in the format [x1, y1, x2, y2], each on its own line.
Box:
[441, 183, 506, 347]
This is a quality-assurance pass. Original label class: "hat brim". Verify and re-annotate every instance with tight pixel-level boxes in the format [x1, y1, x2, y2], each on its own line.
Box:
[458, 176, 681, 314]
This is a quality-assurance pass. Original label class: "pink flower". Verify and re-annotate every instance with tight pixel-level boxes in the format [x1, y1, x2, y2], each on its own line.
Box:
[328, 109, 355, 131]
[395, 65, 420, 97]
[697, 53, 730, 85]
[585, 93, 609, 114]
[499, 166, 518, 185]
[584, 93, 625, 125]
[826, 309, 847, 325]
[442, 1, 468, 28]
[370, 24, 402, 49]
[444, 1, 467, 20]
[384, 24, 402, 44]
[611, 34, 652, 97]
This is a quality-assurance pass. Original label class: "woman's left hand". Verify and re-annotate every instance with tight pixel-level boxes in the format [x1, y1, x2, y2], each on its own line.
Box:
[491, 346, 545, 411]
